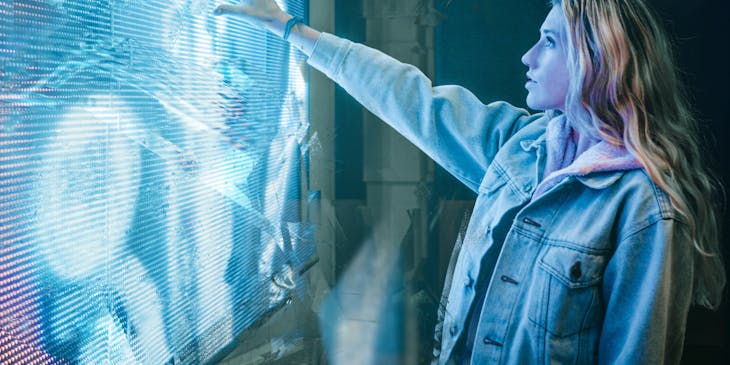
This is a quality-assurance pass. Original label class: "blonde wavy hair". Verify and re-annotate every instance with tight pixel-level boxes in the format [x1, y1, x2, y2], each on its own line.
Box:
[551, 0, 725, 309]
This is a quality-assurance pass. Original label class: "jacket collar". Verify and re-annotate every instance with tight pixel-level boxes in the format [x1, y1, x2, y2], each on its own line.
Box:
[575, 171, 627, 189]
[521, 136, 629, 189]
[530, 115, 643, 197]
[519, 135, 546, 152]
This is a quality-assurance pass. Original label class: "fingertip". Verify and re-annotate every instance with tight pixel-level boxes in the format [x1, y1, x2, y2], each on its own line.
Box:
[214, 5, 229, 15]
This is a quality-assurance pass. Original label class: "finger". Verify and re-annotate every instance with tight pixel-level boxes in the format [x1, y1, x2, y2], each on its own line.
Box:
[214, 5, 239, 16]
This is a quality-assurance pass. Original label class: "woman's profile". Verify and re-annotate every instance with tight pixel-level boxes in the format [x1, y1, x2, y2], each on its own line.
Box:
[216, 0, 725, 363]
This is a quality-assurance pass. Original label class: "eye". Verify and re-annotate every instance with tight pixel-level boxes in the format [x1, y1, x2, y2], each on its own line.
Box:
[544, 36, 556, 48]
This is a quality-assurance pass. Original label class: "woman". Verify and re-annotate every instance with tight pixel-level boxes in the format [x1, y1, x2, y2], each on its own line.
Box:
[216, 0, 725, 363]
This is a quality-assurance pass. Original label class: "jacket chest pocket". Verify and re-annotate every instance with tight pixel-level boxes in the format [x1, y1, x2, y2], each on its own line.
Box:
[529, 245, 608, 337]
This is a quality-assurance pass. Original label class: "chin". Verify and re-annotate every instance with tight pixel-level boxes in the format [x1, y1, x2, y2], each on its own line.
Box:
[526, 99, 546, 111]
[526, 97, 559, 112]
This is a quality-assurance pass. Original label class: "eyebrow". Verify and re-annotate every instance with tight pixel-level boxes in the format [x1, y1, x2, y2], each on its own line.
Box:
[541, 29, 558, 36]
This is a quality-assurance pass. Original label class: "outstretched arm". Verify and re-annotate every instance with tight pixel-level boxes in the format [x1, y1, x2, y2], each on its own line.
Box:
[215, 0, 320, 56]
[215, 0, 538, 192]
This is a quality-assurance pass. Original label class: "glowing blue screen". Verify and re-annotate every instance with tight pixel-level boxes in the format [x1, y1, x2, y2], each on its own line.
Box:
[0, 1, 313, 363]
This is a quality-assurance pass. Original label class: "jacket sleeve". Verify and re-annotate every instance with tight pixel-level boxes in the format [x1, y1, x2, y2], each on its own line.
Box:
[306, 32, 540, 192]
[599, 217, 692, 364]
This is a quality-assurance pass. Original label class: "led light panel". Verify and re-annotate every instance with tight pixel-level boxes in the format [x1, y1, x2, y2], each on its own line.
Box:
[0, 1, 312, 364]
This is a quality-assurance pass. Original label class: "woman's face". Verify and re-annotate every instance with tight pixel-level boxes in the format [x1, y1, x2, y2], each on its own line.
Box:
[521, 6, 570, 112]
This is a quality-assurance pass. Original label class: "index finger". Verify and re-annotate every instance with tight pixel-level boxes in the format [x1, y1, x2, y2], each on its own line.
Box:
[214, 4, 241, 15]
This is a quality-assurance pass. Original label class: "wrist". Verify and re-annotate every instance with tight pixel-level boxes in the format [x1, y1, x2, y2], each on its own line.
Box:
[267, 11, 293, 37]
[283, 15, 304, 41]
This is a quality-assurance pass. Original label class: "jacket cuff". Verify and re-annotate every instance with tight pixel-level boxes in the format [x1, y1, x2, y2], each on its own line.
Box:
[307, 32, 353, 79]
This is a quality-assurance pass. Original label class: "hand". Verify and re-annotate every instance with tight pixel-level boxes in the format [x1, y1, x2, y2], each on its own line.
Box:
[215, 0, 320, 56]
[214, 0, 288, 28]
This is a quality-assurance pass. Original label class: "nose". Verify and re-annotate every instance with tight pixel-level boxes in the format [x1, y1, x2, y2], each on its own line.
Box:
[521, 43, 537, 68]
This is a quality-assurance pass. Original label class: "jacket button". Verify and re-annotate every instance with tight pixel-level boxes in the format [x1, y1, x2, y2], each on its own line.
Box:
[483, 337, 503, 347]
[522, 217, 541, 227]
[450, 325, 458, 336]
[523, 183, 533, 192]
[570, 261, 582, 281]
[465, 274, 474, 288]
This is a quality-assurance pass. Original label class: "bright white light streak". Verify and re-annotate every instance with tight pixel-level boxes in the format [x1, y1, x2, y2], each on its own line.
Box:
[35, 94, 172, 363]
[36, 95, 140, 281]
[173, 2, 235, 350]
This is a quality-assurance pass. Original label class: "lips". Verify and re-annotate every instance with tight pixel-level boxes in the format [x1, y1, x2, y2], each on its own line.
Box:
[525, 73, 537, 90]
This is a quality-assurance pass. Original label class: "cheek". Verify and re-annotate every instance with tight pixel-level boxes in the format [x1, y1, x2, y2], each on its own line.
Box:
[525, 52, 571, 110]
[548, 64, 570, 96]
[545, 62, 570, 108]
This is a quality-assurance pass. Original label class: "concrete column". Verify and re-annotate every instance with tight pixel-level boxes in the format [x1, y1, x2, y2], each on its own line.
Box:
[360, 3, 437, 363]
[361, 0, 435, 265]
[309, 0, 337, 287]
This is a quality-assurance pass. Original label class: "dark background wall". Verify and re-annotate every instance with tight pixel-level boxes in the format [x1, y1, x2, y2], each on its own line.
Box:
[647, 1, 730, 362]
[333, 0, 730, 362]
[433, 0, 546, 201]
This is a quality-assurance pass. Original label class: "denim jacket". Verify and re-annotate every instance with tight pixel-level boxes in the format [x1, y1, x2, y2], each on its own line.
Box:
[307, 33, 692, 365]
